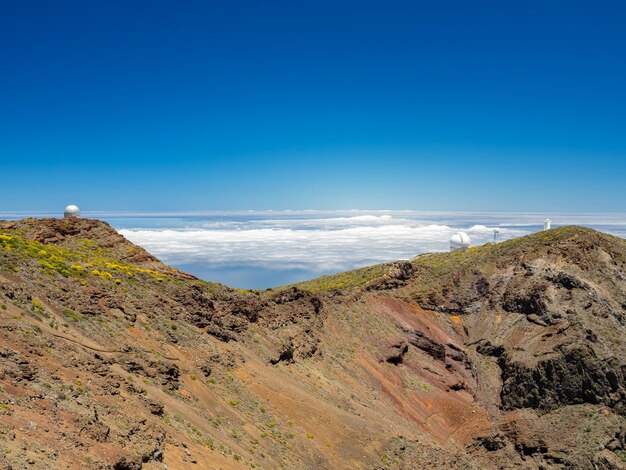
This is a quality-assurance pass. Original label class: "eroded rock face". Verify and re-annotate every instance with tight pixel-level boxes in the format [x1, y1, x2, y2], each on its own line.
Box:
[406, 329, 446, 361]
[499, 347, 626, 414]
[389, 227, 626, 466]
[122, 358, 180, 390]
[261, 287, 325, 363]
[366, 261, 417, 291]
[490, 406, 626, 468]
[0, 348, 36, 382]
[382, 341, 409, 365]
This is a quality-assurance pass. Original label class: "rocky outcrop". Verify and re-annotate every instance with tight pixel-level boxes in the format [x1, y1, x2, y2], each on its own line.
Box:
[261, 287, 325, 363]
[383, 341, 409, 365]
[499, 347, 626, 414]
[366, 261, 417, 291]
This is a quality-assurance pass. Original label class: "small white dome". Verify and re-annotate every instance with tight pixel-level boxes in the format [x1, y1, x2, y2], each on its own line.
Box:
[450, 232, 470, 251]
[64, 204, 80, 218]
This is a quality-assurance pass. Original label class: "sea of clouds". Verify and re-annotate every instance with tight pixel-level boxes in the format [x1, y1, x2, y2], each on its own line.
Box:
[3, 210, 625, 288]
[119, 220, 523, 272]
[109, 211, 626, 288]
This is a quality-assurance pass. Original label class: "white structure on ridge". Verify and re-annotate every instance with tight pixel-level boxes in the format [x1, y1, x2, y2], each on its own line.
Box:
[450, 232, 471, 252]
[64, 204, 81, 219]
[543, 218, 551, 231]
[493, 228, 500, 243]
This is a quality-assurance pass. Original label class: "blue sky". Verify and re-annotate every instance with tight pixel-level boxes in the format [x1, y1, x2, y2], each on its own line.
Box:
[1, 1, 625, 212]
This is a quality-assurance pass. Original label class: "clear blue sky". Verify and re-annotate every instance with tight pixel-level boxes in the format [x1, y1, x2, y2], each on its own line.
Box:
[1, 1, 625, 212]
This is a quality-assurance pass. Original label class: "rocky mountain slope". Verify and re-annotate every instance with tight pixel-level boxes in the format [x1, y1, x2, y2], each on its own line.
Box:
[0, 218, 624, 469]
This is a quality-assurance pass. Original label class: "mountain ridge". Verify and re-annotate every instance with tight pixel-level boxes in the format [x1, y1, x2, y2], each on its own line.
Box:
[0, 218, 624, 469]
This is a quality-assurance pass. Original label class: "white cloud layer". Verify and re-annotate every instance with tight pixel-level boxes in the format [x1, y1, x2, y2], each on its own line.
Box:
[3, 210, 625, 287]
[119, 215, 530, 272]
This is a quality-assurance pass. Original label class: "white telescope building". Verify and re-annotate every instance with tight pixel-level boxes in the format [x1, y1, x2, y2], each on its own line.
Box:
[64, 204, 81, 219]
[450, 232, 471, 252]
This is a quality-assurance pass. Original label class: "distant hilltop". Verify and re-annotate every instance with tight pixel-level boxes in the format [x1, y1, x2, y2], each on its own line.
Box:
[0, 217, 625, 469]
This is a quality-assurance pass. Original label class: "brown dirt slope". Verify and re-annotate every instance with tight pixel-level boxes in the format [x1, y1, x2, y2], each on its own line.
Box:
[0, 218, 624, 469]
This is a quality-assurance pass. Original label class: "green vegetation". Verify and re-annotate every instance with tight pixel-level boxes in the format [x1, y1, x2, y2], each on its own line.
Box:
[0, 228, 169, 283]
[414, 226, 621, 272]
[62, 308, 83, 322]
[289, 263, 388, 293]
[284, 225, 623, 295]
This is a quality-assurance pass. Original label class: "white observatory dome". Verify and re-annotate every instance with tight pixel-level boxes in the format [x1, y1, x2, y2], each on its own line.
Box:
[64, 204, 81, 219]
[450, 232, 471, 251]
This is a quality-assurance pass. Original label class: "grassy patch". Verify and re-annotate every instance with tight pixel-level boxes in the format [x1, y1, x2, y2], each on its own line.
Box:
[288, 263, 388, 293]
[62, 308, 83, 322]
[0, 228, 173, 287]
